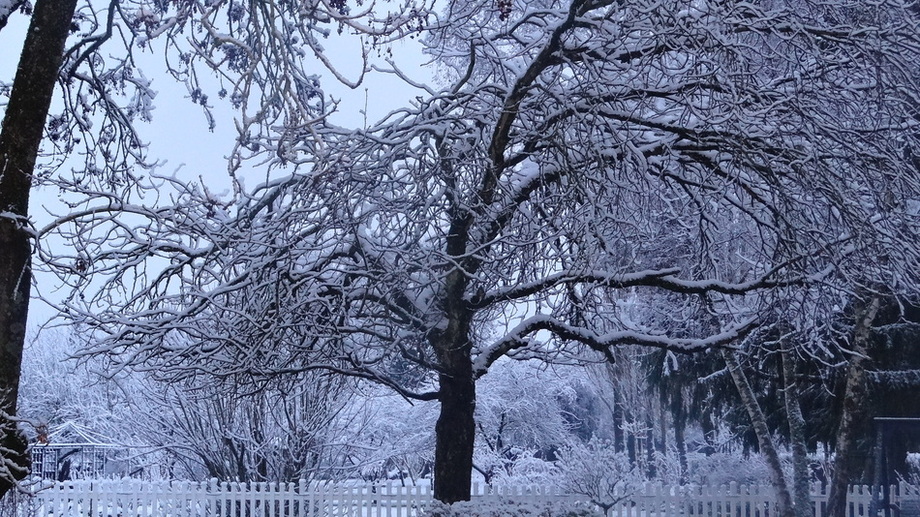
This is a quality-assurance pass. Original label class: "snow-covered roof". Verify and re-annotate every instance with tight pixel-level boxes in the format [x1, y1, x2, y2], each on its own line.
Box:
[40, 421, 118, 447]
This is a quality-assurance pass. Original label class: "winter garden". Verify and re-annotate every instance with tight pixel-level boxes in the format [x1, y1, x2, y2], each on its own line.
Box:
[2, 0, 920, 516]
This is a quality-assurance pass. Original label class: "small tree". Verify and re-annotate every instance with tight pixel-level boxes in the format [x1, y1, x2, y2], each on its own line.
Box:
[558, 438, 642, 517]
[474, 361, 578, 485]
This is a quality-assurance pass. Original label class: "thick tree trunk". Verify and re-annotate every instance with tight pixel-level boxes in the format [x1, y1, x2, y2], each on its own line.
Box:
[722, 349, 796, 517]
[782, 349, 811, 517]
[627, 425, 637, 465]
[431, 269, 476, 503]
[433, 361, 476, 503]
[826, 295, 882, 517]
[659, 402, 667, 456]
[0, 0, 78, 497]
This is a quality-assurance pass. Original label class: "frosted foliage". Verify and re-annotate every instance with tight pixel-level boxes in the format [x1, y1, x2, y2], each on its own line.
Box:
[685, 453, 775, 486]
[134, 373, 351, 482]
[17, 332, 134, 443]
[907, 454, 920, 487]
[419, 499, 602, 517]
[329, 390, 437, 482]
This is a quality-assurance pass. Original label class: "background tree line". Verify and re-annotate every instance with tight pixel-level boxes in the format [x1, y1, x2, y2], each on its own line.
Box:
[14, 313, 920, 509]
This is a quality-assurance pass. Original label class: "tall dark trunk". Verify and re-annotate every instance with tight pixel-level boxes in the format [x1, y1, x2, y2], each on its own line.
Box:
[782, 348, 811, 517]
[645, 418, 656, 479]
[431, 269, 476, 503]
[722, 349, 796, 517]
[827, 295, 881, 517]
[626, 422, 637, 465]
[672, 392, 688, 484]
[612, 397, 625, 453]
[433, 359, 476, 503]
[0, 0, 78, 497]
[659, 402, 667, 455]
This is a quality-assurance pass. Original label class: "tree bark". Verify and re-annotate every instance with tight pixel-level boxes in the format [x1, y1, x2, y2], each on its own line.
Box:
[431, 270, 476, 503]
[782, 348, 811, 517]
[826, 295, 882, 517]
[627, 425, 637, 465]
[722, 349, 796, 517]
[433, 361, 476, 503]
[645, 418, 656, 479]
[612, 397, 625, 453]
[0, 0, 78, 497]
[672, 391, 688, 485]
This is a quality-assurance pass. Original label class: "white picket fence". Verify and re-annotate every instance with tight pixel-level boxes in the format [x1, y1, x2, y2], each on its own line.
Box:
[8, 479, 919, 517]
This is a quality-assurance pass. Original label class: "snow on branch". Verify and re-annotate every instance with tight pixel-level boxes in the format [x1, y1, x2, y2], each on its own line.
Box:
[474, 315, 758, 376]
[470, 266, 797, 309]
[867, 370, 920, 390]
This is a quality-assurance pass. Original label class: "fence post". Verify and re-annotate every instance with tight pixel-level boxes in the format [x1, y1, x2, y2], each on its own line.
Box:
[299, 478, 308, 517]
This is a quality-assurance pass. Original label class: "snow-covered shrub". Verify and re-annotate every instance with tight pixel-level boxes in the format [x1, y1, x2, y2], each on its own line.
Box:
[484, 452, 559, 487]
[327, 387, 437, 482]
[685, 452, 774, 486]
[18, 330, 133, 441]
[903, 453, 920, 488]
[419, 498, 602, 517]
[645, 448, 684, 486]
[556, 438, 643, 513]
[908, 453, 920, 477]
[474, 361, 577, 485]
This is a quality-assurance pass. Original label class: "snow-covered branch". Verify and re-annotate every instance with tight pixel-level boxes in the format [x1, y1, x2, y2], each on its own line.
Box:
[474, 315, 758, 376]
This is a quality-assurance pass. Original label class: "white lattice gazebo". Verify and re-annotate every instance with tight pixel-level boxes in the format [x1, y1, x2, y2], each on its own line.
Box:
[30, 422, 131, 481]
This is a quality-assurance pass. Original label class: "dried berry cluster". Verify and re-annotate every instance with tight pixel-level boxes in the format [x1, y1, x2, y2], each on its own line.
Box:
[496, 0, 512, 20]
[329, 0, 347, 14]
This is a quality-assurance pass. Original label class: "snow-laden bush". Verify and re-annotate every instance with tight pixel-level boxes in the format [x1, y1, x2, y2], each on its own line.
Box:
[419, 499, 602, 517]
[686, 452, 774, 486]
[556, 438, 643, 512]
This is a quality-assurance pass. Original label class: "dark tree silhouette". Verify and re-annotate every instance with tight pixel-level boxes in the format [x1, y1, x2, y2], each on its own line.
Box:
[0, 0, 79, 496]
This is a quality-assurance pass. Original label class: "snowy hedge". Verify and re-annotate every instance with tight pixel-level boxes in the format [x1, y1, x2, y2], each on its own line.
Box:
[419, 499, 603, 517]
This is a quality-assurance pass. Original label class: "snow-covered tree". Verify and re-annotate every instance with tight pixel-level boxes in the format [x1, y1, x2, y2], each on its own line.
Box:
[330, 387, 438, 483]
[134, 372, 352, 482]
[1, 0, 78, 493]
[557, 437, 642, 517]
[473, 361, 578, 485]
[1, 0, 433, 495]
[17, 331, 134, 444]
[51, 0, 920, 506]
